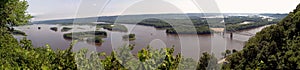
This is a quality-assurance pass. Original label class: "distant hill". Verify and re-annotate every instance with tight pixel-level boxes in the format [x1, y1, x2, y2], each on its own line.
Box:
[259, 13, 289, 19]
[32, 13, 287, 24]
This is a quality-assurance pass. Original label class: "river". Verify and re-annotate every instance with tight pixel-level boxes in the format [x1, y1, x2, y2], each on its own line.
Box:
[13, 24, 270, 59]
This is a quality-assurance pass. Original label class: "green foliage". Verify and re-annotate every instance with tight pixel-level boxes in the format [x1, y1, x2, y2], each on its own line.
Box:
[63, 31, 107, 40]
[223, 3, 300, 69]
[0, 0, 32, 26]
[221, 50, 232, 58]
[140, 17, 279, 34]
[166, 26, 211, 34]
[224, 16, 264, 24]
[0, 25, 214, 69]
[75, 49, 105, 70]
[73, 44, 201, 70]
[0, 27, 77, 69]
[137, 18, 172, 28]
[197, 52, 220, 70]
[63, 31, 107, 44]
[226, 20, 277, 32]
[11, 29, 27, 36]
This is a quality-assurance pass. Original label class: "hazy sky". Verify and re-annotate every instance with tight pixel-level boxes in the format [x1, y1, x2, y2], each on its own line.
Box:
[27, 0, 300, 21]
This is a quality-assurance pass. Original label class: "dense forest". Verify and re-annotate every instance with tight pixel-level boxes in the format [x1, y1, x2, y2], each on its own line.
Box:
[222, 3, 300, 69]
[121, 15, 281, 34]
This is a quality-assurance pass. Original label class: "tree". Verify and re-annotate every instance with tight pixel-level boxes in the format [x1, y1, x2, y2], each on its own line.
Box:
[0, 0, 31, 27]
[197, 52, 212, 70]
[223, 3, 300, 69]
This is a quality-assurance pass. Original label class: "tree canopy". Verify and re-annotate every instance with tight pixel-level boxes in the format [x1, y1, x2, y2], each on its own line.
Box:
[223, 3, 300, 69]
[0, 0, 31, 27]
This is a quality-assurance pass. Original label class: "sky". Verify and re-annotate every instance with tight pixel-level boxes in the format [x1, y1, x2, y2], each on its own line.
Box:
[27, 0, 300, 21]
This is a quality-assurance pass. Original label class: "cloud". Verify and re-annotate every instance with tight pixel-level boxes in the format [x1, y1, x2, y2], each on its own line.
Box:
[214, 0, 300, 13]
[27, 0, 300, 21]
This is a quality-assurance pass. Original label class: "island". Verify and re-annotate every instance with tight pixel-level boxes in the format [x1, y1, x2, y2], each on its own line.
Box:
[122, 34, 136, 41]
[63, 31, 107, 43]
[50, 27, 58, 32]
[61, 27, 72, 32]
[87, 36, 103, 43]
[97, 24, 128, 32]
